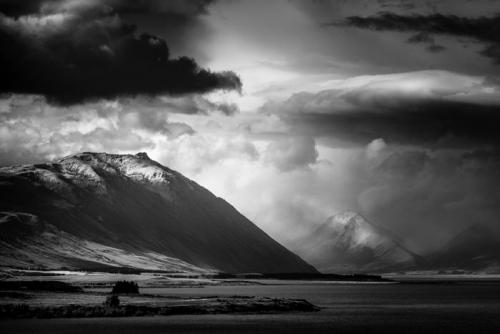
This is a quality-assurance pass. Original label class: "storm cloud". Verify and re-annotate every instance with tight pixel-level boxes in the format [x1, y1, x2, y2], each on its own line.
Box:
[261, 71, 500, 147]
[2, 0, 500, 271]
[338, 12, 500, 63]
[359, 145, 500, 253]
[0, 0, 241, 105]
[0, 0, 215, 17]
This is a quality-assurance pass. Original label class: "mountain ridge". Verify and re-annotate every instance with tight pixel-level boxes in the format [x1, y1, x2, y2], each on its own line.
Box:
[290, 211, 422, 273]
[0, 152, 317, 274]
[426, 225, 500, 273]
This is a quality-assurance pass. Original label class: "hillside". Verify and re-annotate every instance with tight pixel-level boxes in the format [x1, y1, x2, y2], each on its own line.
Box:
[427, 225, 500, 273]
[0, 152, 316, 274]
[291, 211, 422, 273]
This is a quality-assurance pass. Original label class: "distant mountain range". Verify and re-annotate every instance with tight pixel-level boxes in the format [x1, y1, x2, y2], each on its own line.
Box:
[290, 211, 424, 274]
[0, 152, 317, 274]
[1, 152, 497, 275]
[290, 211, 500, 274]
[426, 225, 500, 274]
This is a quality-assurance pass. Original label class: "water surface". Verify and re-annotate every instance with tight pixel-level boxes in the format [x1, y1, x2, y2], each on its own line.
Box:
[2, 281, 500, 333]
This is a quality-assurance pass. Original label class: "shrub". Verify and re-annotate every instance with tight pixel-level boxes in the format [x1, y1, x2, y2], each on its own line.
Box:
[111, 281, 139, 294]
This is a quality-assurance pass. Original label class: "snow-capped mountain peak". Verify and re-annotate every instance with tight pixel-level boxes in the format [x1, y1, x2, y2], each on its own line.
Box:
[291, 210, 421, 273]
[58, 152, 176, 185]
[0, 152, 317, 274]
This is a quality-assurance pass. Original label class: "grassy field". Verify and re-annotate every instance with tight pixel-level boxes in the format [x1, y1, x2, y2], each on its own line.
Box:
[0, 272, 320, 319]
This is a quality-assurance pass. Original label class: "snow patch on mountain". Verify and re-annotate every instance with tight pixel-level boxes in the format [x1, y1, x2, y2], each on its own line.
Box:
[290, 211, 422, 273]
[59, 152, 176, 185]
[0, 152, 317, 274]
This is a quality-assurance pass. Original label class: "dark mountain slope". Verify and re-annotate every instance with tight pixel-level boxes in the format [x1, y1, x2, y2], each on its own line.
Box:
[0, 152, 316, 274]
[427, 225, 500, 273]
[290, 211, 422, 273]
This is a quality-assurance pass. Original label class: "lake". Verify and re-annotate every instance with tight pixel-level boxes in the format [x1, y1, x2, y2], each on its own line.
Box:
[2, 281, 500, 333]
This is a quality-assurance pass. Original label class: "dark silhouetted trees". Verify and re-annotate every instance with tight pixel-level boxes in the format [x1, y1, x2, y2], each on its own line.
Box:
[111, 281, 139, 294]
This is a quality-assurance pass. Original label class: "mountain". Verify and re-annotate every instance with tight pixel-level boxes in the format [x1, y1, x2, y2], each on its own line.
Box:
[427, 225, 500, 273]
[0, 211, 208, 273]
[0, 152, 316, 274]
[290, 211, 422, 274]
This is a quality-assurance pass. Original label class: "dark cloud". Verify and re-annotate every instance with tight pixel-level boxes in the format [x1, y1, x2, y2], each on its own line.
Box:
[336, 12, 500, 63]
[107, 0, 215, 16]
[119, 95, 239, 116]
[376, 0, 417, 11]
[262, 88, 500, 147]
[407, 31, 446, 53]
[359, 147, 500, 253]
[0, 0, 215, 17]
[342, 13, 499, 42]
[407, 31, 434, 44]
[160, 96, 239, 116]
[426, 43, 446, 53]
[216, 102, 239, 116]
[0, 0, 241, 105]
[375, 150, 429, 178]
[0, 0, 45, 16]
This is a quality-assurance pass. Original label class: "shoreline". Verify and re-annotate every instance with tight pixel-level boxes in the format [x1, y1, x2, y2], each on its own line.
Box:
[0, 296, 319, 319]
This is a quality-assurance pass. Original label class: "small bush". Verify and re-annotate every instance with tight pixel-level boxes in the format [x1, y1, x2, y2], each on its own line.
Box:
[111, 281, 139, 294]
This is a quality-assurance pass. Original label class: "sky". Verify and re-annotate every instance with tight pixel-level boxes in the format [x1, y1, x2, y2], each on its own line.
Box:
[1, 0, 500, 255]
